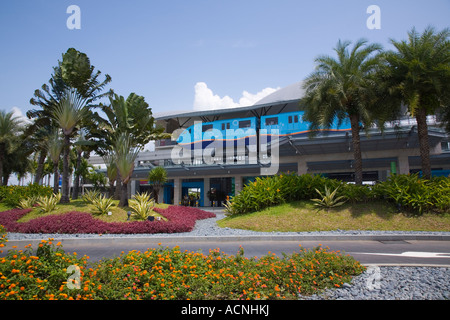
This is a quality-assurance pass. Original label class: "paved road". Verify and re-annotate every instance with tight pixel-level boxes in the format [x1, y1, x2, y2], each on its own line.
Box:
[3, 236, 450, 266]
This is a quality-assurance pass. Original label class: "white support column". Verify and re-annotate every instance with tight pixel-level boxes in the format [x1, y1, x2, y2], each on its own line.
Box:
[234, 176, 242, 194]
[297, 160, 308, 175]
[173, 177, 182, 206]
[398, 155, 410, 175]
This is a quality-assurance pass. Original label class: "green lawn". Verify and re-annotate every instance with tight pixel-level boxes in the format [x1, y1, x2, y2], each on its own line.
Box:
[217, 200, 450, 232]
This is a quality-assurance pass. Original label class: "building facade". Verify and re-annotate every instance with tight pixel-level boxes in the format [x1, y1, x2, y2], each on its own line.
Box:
[88, 81, 450, 207]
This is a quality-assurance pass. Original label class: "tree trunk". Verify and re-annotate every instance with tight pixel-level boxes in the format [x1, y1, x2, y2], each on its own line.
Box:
[114, 175, 122, 200]
[415, 107, 431, 179]
[350, 114, 363, 185]
[72, 151, 82, 199]
[119, 181, 128, 207]
[53, 162, 59, 194]
[0, 143, 4, 186]
[60, 134, 71, 203]
[33, 149, 46, 185]
[109, 182, 115, 198]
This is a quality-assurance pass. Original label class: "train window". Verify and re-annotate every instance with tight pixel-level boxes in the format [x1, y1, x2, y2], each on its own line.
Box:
[221, 123, 231, 130]
[265, 117, 278, 126]
[294, 115, 298, 123]
[202, 124, 213, 132]
[288, 116, 292, 123]
[239, 120, 252, 128]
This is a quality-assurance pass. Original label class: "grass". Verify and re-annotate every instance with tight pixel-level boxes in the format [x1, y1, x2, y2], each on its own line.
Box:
[217, 200, 450, 232]
[1, 199, 169, 223]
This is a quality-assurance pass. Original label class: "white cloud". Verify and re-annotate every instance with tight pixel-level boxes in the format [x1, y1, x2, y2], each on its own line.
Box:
[11, 107, 31, 124]
[193, 82, 279, 111]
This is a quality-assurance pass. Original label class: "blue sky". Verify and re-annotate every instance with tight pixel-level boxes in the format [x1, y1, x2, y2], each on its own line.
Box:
[1, 0, 449, 119]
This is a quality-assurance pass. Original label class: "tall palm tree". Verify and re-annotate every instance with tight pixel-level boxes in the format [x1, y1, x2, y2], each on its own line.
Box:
[380, 26, 450, 179]
[301, 39, 383, 185]
[28, 47, 112, 186]
[102, 153, 118, 198]
[47, 129, 64, 194]
[52, 88, 88, 203]
[114, 133, 141, 207]
[0, 111, 23, 184]
[148, 166, 168, 203]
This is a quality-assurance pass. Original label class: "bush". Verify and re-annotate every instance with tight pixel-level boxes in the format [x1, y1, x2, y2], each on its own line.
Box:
[374, 174, 450, 214]
[0, 241, 365, 300]
[91, 195, 114, 215]
[36, 193, 61, 214]
[0, 184, 53, 208]
[225, 173, 340, 216]
[311, 186, 347, 211]
[226, 173, 450, 216]
[81, 189, 101, 204]
[128, 192, 155, 220]
[0, 224, 7, 254]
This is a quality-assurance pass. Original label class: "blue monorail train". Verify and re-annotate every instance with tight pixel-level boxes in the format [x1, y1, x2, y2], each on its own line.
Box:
[176, 111, 351, 148]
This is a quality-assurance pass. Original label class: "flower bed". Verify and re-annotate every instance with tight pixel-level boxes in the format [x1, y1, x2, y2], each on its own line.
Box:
[0, 206, 215, 234]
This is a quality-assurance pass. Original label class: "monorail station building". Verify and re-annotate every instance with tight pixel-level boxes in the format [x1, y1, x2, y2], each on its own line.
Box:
[89, 81, 450, 207]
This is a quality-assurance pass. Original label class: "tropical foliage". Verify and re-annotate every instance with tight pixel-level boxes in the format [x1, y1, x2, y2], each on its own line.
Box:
[301, 39, 384, 185]
[379, 26, 450, 178]
[225, 173, 450, 216]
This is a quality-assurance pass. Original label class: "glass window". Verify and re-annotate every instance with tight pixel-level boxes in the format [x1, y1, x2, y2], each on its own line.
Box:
[265, 117, 278, 126]
[239, 120, 252, 128]
[288, 116, 292, 123]
[202, 124, 213, 132]
[294, 115, 298, 123]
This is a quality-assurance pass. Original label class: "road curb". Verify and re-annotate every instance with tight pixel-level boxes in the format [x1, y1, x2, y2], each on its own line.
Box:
[3, 233, 450, 248]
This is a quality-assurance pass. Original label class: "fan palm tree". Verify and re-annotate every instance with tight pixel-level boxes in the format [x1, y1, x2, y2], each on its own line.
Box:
[0, 110, 24, 184]
[380, 26, 450, 179]
[47, 129, 64, 194]
[52, 88, 88, 203]
[148, 166, 168, 203]
[301, 39, 383, 185]
[114, 133, 141, 207]
[28, 47, 112, 185]
[102, 152, 118, 198]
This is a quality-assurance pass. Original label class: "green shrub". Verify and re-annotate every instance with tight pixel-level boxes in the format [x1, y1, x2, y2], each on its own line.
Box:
[225, 173, 339, 216]
[311, 186, 347, 211]
[375, 174, 450, 214]
[81, 189, 101, 204]
[17, 196, 38, 209]
[36, 193, 61, 213]
[0, 184, 53, 208]
[0, 224, 7, 254]
[91, 194, 114, 215]
[128, 192, 155, 220]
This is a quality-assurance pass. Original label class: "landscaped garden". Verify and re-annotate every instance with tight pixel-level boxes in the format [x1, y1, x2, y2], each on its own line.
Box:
[221, 173, 450, 232]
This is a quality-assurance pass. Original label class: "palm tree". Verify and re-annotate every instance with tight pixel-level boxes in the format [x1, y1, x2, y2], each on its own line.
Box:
[47, 129, 64, 194]
[380, 26, 450, 179]
[28, 47, 111, 187]
[0, 111, 23, 184]
[102, 153, 118, 198]
[301, 39, 383, 185]
[114, 133, 141, 207]
[52, 88, 88, 203]
[148, 166, 168, 203]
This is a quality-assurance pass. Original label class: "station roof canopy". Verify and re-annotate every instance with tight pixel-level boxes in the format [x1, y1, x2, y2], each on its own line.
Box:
[154, 81, 305, 126]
